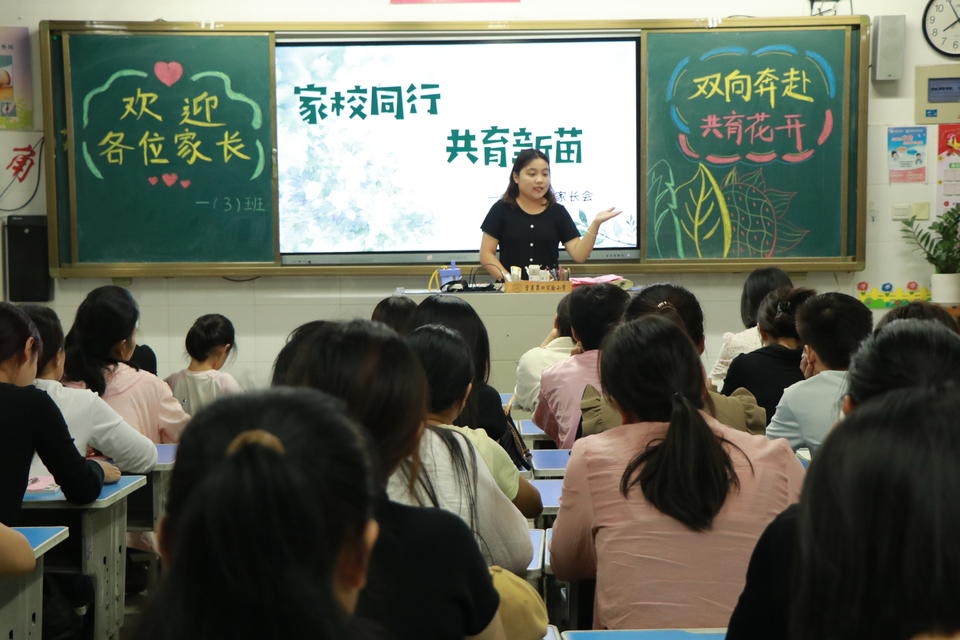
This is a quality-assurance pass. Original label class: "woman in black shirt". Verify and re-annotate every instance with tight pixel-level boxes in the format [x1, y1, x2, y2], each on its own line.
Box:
[0, 302, 115, 524]
[479, 149, 620, 280]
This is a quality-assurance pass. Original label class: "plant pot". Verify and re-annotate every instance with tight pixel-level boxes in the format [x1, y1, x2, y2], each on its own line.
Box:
[931, 273, 960, 304]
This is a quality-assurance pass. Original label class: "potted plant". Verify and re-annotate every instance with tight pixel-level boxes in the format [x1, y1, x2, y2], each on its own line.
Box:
[901, 203, 960, 303]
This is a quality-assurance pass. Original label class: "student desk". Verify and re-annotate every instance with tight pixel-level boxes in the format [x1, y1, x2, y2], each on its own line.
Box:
[531, 449, 571, 478]
[500, 392, 512, 407]
[0, 527, 69, 640]
[128, 444, 176, 532]
[562, 630, 726, 639]
[527, 529, 546, 582]
[21, 476, 147, 640]
[544, 625, 561, 640]
[531, 479, 562, 516]
[520, 419, 552, 447]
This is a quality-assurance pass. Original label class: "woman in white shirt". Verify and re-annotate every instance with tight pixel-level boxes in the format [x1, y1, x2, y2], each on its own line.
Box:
[22, 305, 157, 477]
[165, 313, 242, 414]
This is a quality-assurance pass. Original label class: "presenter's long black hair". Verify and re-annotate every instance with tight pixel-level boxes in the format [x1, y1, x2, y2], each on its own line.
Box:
[601, 315, 743, 532]
[792, 388, 960, 640]
[135, 388, 377, 640]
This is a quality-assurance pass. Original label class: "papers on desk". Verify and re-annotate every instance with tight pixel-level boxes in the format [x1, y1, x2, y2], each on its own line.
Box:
[25, 476, 58, 493]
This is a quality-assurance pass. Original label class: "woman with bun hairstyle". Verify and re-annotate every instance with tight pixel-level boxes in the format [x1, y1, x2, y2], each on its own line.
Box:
[135, 388, 380, 640]
[552, 315, 803, 629]
[0, 302, 115, 524]
[721, 286, 816, 424]
[64, 286, 190, 444]
[165, 313, 242, 415]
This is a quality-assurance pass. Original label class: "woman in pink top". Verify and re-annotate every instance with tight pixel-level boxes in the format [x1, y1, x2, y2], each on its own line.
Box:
[551, 315, 804, 630]
[63, 286, 190, 444]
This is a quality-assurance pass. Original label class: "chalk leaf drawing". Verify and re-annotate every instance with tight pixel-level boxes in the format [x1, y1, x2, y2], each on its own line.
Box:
[648, 164, 808, 259]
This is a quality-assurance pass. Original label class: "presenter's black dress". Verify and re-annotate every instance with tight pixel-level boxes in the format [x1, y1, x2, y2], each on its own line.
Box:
[480, 200, 580, 273]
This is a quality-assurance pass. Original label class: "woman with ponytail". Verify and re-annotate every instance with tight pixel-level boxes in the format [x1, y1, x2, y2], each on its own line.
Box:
[551, 315, 804, 629]
[135, 388, 380, 640]
[64, 286, 190, 444]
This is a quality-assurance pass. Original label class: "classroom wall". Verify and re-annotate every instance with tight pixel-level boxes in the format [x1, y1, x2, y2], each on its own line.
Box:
[2, 0, 940, 393]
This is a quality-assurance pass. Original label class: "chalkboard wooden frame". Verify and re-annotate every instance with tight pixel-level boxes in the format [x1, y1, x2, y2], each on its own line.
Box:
[40, 17, 868, 278]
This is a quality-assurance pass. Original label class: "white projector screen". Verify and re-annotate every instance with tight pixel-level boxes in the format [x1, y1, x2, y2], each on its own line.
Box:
[275, 38, 639, 264]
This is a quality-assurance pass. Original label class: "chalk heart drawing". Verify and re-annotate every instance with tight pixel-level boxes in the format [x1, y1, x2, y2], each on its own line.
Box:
[161, 173, 178, 187]
[147, 176, 159, 185]
[153, 61, 183, 87]
[180, 180, 191, 189]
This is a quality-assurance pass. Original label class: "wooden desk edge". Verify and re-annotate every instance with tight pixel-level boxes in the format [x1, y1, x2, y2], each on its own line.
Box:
[14, 526, 70, 558]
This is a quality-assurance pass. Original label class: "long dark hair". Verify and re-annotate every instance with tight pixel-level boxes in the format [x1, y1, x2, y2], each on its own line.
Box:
[0, 302, 41, 368]
[629, 283, 705, 346]
[185, 313, 236, 362]
[63, 286, 139, 395]
[403, 325, 483, 547]
[20, 305, 63, 375]
[756, 286, 815, 341]
[793, 388, 960, 640]
[501, 148, 557, 206]
[411, 295, 490, 428]
[371, 295, 417, 335]
[136, 388, 375, 640]
[271, 319, 428, 487]
[847, 319, 960, 405]
[740, 267, 793, 328]
[601, 316, 742, 532]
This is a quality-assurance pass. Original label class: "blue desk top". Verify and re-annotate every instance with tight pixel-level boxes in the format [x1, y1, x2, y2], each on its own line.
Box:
[531, 449, 571, 477]
[562, 631, 725, 639]
[156, 444, 177, 469]
[528, 528, 545, 575]
[531, 478, 562, 515]
[520, 419, 548, 437]
[544, 625, 561, 640]
[500, 392, 512, 405]
[23, 475, 147, 508]
[13, 526, 69, 558]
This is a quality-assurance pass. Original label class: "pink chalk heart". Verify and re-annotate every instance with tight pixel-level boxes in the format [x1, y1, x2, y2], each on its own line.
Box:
[179, 180, 191, 189]
[161, 173, 178, 187]
[154, 61, 183, 87]
[147, 176, 159, 185]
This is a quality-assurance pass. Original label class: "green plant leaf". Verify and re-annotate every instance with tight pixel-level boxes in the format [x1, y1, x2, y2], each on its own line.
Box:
[676, 163, 732, 258]
[647, 160, 683, 258]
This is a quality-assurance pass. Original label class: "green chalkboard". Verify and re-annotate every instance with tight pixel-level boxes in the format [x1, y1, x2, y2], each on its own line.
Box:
[644, 28, 856, 263]
[65, 33, 275, 263]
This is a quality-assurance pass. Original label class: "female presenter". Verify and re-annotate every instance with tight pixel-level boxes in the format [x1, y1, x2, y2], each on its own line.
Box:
[479, 149, 620, 280]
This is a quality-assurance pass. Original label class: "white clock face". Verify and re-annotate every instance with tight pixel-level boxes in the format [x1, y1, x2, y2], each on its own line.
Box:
[925, 0, 960, 56]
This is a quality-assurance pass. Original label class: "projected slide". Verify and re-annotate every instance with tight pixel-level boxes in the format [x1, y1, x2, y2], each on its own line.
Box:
[275, 40, 638, 255]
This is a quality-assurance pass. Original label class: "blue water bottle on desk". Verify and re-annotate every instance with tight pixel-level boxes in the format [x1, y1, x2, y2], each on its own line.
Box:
[439, 261, 462, 286]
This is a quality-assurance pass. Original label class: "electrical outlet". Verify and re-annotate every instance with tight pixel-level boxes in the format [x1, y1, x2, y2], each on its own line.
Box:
[891, 204, 911, 220]
[912, 201, 930, 220]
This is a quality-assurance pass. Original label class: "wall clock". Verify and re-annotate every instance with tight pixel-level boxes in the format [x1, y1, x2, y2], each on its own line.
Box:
[924, 0, 960, 57]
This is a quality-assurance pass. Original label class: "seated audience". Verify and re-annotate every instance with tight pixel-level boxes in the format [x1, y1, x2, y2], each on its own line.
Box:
[22, 305, 157, 478]
[874, 300, 960, 334]
[165, 313, 243, 415]
[791, 389, 960, 640]
[511, 294, 574, 413]
[534, 283, 628, 448]
[551, 315, 804, 629]
[0, 303, 114, 525]
[272, 319, 505, 640]
[721, 286, 815, 423]
[64, 286, 190, 444]
[727, 319, 960, 639]
[766, 292, 872, 456]
[371, 294, 418, 335]
[710, 267, 793, 389]
[406, 324, 543, 518]
[582, 283, 766, 435]
[135, 389, 382, 640]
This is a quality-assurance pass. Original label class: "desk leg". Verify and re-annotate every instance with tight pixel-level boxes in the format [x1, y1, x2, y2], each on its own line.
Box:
[81, 502, 127, 640]
[0, 557, 44, 640]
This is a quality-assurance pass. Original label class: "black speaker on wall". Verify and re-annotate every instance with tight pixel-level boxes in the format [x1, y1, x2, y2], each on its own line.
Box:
[4, 215, 53, 302]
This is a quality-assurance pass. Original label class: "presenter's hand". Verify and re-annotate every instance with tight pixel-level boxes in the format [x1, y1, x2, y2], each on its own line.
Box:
[592, 207, 622, 225]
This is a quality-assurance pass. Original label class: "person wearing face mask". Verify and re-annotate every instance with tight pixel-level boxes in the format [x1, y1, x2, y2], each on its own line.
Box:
[479, 149, 620, 281]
